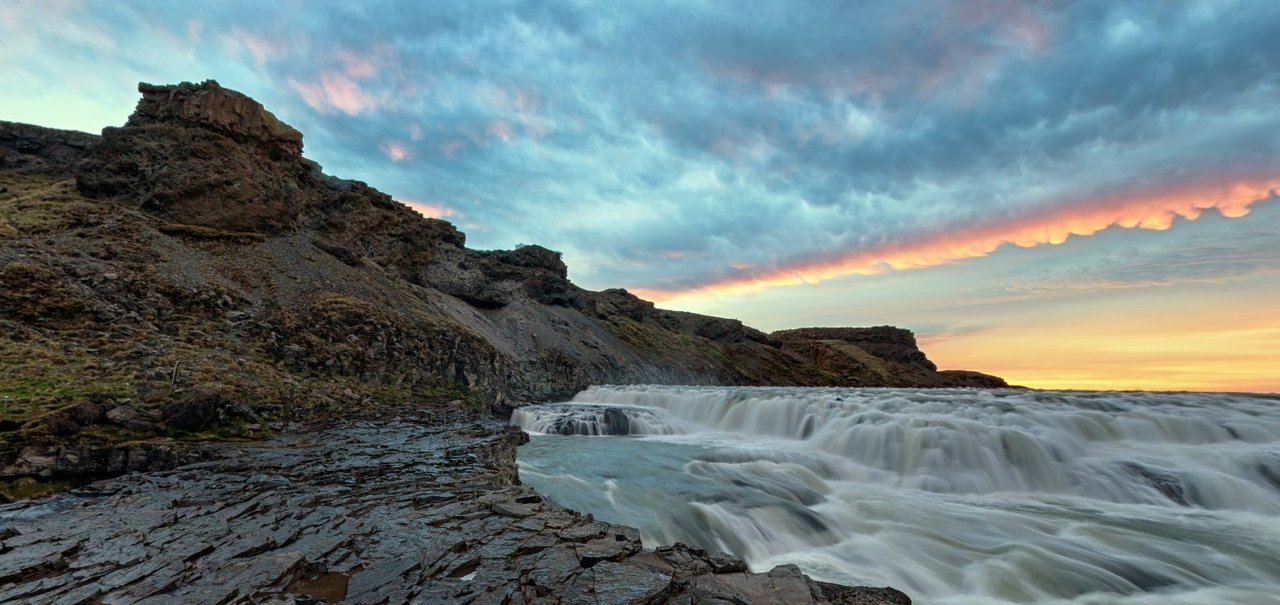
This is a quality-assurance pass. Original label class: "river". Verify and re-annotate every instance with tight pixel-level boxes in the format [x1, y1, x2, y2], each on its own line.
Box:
[512, 385, 1280, 605]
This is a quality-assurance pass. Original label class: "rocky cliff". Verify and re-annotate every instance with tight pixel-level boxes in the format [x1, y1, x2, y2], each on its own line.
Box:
[0, 80, 1005, 492]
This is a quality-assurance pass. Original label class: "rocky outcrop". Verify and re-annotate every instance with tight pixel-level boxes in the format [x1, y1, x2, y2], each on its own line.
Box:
[773, 327, 1009, 388]
[0, 413, 910, 604]
[0, 121, 99, 177]
[76, 80, 309, 233]
[773, 327, 936, 371]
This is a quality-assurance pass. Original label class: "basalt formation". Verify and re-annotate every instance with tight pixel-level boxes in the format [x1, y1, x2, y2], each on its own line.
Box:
[0, 79, 1001, 601]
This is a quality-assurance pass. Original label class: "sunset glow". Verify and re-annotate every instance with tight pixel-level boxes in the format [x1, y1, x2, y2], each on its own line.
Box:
[634, 178, 1279, 304]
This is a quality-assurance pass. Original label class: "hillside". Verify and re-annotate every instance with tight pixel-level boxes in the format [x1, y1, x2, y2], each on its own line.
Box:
[0, 80, 1004, 493]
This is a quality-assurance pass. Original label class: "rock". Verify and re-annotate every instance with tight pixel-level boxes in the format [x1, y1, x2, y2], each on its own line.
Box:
[576, 536, 637, 567]
[68, 397, 109, 425]
[104, 405, 139, 425]
[937, 370, 1010, 389]
[773, 327, 938, 371]
[128, 80, 303, 152]
[0, 120, 99, 176]
[40, 415, 80, 437]
[490, 245, 568, 279]
[707, 552, 748, 574]
[602, 408, 630, 435]
[574, 561, 672, 604]
[689, 564, 823, 605]
[76, 80, 307, 234]
[162, 389, 229, 432]
[816, 582, 913, 605]
[0, 441, 194, 479]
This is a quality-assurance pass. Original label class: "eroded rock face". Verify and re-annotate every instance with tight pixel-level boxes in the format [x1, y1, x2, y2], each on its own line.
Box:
[76, 80, 464, 272]
[0, 414, 910, 604]
[773, 327, 937, 371]
[76, 80, 312, 233]
[771, 327, 1010, 388]
[128, 81, 304, 153]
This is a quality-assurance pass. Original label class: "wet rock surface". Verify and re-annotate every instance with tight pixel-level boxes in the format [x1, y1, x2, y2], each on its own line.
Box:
[0, 414, 909, 604]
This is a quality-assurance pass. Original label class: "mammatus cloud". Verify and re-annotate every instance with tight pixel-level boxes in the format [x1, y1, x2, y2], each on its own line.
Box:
[633, 179, 1279, 302]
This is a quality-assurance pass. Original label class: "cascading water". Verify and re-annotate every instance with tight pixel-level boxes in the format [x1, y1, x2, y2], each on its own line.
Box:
[513, 385, 1280, 605]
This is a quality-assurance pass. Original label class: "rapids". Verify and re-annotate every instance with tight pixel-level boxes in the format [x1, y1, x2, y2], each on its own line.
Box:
[512, 385, 1280, 605]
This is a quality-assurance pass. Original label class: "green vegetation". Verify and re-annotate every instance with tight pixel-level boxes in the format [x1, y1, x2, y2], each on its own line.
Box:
[0, 337, 135, 423]
[0, 174, 116, 238]
[0, 477, 78, 503]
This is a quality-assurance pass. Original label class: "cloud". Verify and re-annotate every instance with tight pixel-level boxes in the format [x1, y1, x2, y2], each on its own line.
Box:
[290, 72, 380, 116]
[399, 197, 459, 220]
[379, 141, 409, 162]
[634, 178, 1279, 302]
[222, 29, 282, 67]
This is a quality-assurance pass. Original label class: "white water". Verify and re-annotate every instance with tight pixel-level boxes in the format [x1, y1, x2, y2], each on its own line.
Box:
[513, 385, 1280, 605]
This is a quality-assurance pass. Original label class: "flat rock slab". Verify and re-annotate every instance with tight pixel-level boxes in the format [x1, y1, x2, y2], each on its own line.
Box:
[0, 412, 909, 604]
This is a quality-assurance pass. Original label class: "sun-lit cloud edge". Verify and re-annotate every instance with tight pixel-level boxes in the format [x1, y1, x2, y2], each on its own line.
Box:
[633, 177, 1280, 305]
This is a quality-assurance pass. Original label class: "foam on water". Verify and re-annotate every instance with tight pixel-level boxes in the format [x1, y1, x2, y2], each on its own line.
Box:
[513, 386, 1280, 605]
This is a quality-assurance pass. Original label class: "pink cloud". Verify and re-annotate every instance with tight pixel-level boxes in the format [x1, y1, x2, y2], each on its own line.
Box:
[514, 89, 552, 139]
[338, 50, 376, 78]
[487, 120, 514, 143]
[290, 72, 377, 116]
[223, 29, 283, 67]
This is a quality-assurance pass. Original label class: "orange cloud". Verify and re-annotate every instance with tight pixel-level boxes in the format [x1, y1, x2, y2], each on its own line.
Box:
[399, 197, 459, 219]
[634, 177, 1280, 303]
[291, 72, 377, 115]
[380, 142, 409, 161]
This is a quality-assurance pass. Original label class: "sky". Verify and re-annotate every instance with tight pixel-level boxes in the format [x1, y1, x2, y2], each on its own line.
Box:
[2, 0, 1278, 392]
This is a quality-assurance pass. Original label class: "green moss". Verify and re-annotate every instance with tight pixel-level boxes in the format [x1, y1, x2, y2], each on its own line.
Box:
[0, 477, 78, 503]
[0, 175, 113, 238]
[0, 338, 136, 422]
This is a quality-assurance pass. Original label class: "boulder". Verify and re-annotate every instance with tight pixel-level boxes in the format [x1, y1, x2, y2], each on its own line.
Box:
[68, 396, 109, 425]
[162, 389, 231, 432]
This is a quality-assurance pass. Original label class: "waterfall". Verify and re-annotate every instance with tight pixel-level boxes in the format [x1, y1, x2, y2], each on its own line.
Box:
[513, 385, 1280, 604]
[516, 385, 1280, 512]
